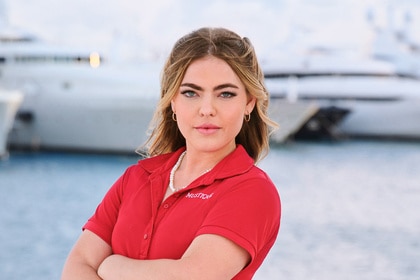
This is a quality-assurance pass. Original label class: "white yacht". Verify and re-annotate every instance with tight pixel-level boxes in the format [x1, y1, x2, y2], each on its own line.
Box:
[1, 27, 160, 153]
[263, 56, 420, 140]
[262, 4, 420, 141]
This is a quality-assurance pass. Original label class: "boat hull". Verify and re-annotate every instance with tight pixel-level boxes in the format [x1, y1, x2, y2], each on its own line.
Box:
[265, 75, 420, 140]
[5, 63, 160, 153]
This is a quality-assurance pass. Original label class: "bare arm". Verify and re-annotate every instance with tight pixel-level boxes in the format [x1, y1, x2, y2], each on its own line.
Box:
[61, 230, 112, 280]
[98, 234, 250, 280]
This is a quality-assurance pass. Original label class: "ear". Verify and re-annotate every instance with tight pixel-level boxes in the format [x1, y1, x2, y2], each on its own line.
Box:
[246, 96, 256, 114]
[171, 100, 175, 113]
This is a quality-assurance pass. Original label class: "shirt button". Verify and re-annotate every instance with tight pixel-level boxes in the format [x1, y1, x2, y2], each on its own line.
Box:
[143, 233, 148, 239]
[163, 203, 169, 209]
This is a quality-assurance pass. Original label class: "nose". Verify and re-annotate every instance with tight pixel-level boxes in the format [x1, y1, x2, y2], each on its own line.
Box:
[199, 95, 216, 117]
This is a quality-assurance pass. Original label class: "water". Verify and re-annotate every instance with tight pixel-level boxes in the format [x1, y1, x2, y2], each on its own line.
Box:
[1, 140, 419, 280]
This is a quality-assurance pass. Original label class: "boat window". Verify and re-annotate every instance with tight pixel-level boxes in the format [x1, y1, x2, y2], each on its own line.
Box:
[13, 55, 91, 64]
[0, 37, 35, 43]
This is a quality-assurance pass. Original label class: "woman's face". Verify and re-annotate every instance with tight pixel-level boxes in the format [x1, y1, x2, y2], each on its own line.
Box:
[171, 56, 255, 156]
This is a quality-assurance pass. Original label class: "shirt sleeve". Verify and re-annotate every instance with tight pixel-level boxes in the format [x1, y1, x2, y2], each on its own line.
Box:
[196, 175, 281, 261]
[82, 168, 127, 245]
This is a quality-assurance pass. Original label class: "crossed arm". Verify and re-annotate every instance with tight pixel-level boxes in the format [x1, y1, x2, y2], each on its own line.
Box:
[61, 229, 250, 280]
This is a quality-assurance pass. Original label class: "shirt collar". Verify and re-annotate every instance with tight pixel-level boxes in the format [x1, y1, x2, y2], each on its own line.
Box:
[139, 145, 254, 181]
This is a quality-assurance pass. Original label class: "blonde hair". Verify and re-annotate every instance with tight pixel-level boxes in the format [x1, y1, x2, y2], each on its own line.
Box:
[139, 27, 277, 162]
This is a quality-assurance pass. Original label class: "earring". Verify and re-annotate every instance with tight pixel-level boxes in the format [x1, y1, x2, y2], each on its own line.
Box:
[244, 113, 251, 122]
[172, 112, 177, 122]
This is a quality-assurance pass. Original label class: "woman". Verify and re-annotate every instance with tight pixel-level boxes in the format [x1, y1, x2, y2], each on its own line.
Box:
[61, 27, 280, 280]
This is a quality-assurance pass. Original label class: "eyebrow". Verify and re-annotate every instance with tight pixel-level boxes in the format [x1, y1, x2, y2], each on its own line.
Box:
[180, 83, 239, 91]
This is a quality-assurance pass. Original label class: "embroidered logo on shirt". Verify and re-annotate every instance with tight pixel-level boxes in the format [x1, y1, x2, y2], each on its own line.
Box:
[185, 192, 214, 200]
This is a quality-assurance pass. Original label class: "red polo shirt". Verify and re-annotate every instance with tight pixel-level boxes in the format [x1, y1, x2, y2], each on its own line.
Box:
[84, 145, 281, 279]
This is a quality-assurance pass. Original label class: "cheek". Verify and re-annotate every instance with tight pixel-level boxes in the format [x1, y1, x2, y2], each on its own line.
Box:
[226, 109, 245, 133]
[175, 104, 193, 121]
[174, 107, 193, 135]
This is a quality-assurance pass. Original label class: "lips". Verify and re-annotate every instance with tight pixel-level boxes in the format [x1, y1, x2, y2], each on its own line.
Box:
[195, 124, 220, 135]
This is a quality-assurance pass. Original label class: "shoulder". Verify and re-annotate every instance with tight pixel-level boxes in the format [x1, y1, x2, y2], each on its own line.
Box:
[119, 150, 186, 186]
[212, 163, 280, 217]
[213, 145, 279, 201]
[127, 151, 178, 175]
[112, 153, 174, 189]
[233, 165, 279, 202]
[138, 152, 173, 168]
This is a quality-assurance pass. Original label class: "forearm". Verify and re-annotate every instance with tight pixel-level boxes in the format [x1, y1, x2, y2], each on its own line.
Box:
[61, 230, 113, 280]
[98, 255, 184, 280]
[98, 234, 249, 280]
[61, 259, 103, 280]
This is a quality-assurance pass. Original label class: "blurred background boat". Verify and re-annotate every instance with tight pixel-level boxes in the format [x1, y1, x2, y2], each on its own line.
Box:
[263, 5, 420, 141]
[264, 55, 420, 141]
[0, 26, 160, 153]
[0, 89, 22, 157]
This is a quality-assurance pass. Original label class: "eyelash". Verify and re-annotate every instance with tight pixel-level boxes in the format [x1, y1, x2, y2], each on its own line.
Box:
[180, 90, 196, 97]
[220, 91, 236, 98]
[180, 90, 237, 98]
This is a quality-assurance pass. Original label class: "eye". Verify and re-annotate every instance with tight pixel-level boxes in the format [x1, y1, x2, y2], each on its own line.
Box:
[220, 91, 236, 98]
[180, 90, 197, 98]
